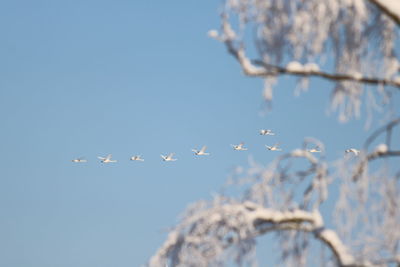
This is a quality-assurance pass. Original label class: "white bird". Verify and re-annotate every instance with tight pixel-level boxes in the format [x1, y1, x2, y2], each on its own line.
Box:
[161, 153, 177, 161]
[130, 155, 144, 161]
[308, 147, 321, 153]
[260, 129, 275, 136]
[192, 146, 210, 156]
[345, 148, 360, 156]
[266, 144, 282, 151]
[98, 154, 117, 163]
[71, 157, 87, 163]
[231, 142, 247, 151]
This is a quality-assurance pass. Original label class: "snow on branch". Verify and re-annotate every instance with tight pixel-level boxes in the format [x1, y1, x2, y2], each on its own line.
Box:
[212, 0, 400, 121]
[217, 21, 400, 88]
[252, 60, 400, 88]
[369, 0, 400, 25]
[150, 138, 399, 266]
[149, 204, 359, 267]
[351, 117, 400, 181]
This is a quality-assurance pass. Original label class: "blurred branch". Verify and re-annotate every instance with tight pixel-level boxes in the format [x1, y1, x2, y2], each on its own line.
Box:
[364, 118, 400, 149]
[351, 117, 400, 180]
[368, 0, 400, 25]
[149, 203, 363, 267]
[353, 149, 400, 181]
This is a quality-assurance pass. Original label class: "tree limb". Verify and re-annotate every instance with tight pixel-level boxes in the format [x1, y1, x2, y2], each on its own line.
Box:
[149, 203, 362, 267]
[368, 0, 400, 25]
[221, 20, 400, 89]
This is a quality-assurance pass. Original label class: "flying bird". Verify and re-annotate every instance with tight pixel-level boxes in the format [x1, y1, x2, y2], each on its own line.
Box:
[345, 148, 360, 155]
[98, 154, 117, 163]
[161, 153, 177, 161]
[266, 144, 282, 151]
[231, 143, 248, 151]
[192, 146, 210, 156]
[260, 129, 275, 136]
[308, 147, 321, 153]
[71, 157, 87, 163]
[130, 155, 144, 161]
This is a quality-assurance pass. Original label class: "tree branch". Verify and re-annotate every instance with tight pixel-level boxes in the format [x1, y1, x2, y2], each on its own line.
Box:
[353, 149, 400, 181]
[149, 203, 362, 267]
[368, 0, 400, 25]
[221, 20, 400, 89]
[253, 60, 400, 88]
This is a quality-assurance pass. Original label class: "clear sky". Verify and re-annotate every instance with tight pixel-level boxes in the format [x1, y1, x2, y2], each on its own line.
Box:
[0, 1, 387, 266]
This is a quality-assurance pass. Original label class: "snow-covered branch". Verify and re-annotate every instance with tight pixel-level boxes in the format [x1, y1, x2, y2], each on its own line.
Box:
[369, 0, 400, 25]
[149, 204, 359, 267]
[213, 0, 400, 121]
[351, 117, 400, 181]
[218, 15, 400, 89]
[220, 30, 400, 88]
[252, 60, 400, 88]
[150, 137, 399, 266]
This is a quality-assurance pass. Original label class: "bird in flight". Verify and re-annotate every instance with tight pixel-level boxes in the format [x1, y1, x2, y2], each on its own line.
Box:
[71, 157, 87, 163]
[260, 129, 275, 136]
[192, 146, 210, 156]
[345, 148, 360, 155]
[266, 144, 282, 151]
[308, 147, 321, 153]
[98, 154, 117, 163]
[161, 153, 177, 161]
[231, 143, 248, 151]
[130, 155, 144, 161]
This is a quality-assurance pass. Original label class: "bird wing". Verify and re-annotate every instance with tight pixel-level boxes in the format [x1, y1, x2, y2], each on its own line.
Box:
[106, 154, 112, 160]
[167, 153, 175, 159]
[98, 156, 106, 160]
[200, 146, 207, 153]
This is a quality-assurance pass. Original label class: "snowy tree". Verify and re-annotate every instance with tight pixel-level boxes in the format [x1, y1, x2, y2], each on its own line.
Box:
[149, 1, 400, 266]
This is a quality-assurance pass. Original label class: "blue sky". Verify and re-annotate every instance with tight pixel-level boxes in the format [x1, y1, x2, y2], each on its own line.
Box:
[0, 1, 389, 266]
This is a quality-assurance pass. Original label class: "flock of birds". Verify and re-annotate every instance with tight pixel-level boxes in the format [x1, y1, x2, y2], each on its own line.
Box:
[71, 129, 361, 163]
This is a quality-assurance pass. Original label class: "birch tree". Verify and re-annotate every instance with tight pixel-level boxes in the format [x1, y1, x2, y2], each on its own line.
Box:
[149, 1, 400, 266]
